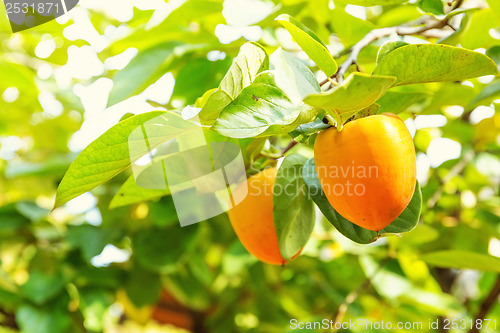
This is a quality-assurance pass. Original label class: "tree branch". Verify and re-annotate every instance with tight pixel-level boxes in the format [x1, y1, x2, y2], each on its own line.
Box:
[335, 21, 449, 83]
[281, 140, 298, 156]
[469, 274, 500, 333]
[320, 0, 465, 85]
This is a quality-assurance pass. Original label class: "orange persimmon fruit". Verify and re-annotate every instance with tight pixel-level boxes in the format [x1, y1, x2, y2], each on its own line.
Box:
[314, 113, 416, 231]
[228, 167, 300, 265]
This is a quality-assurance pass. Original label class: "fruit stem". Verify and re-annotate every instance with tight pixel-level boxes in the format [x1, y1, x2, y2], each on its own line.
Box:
[323, 114, 336, 127]
[327, 77, 338, 86]
[328, 109, 344, 132]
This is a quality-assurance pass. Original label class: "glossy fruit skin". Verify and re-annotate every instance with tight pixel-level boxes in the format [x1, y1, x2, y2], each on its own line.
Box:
[314, 113, 416, 231]
[228, 168, 298, 265]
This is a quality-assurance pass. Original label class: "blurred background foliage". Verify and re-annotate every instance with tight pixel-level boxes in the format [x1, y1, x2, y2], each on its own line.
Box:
[0, 0, 499, 332]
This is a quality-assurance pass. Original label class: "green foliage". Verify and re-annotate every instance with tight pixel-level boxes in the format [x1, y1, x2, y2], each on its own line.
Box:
[376, 40, 409, 64]
[417, 0, 445, 16]
[421, 251, 500, 272]
[109, 175, 170, 209]
[273, 154, 314, 261]
[466, 80, 500, 109]
[108, 42, 181, 107]
[1, 1, 500, 332]
[20, 271, 65, 305]
[133, 225, 199, 273]
[376, 91, 430, 114]
[212, 72, 314, 138]
[374, 44, 499, 85]
[275, 14, 338, 76]
[16, 303, 72, 333]
[54, 112, 195, 208]
[125, 267, 162, 307]
[336, 0, 407, 4]
[199, 42, 269, 125]
[304, 72, 395, 127]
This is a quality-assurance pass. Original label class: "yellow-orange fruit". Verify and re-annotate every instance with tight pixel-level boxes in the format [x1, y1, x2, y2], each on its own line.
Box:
[314, 113, 416, 231]
[228, 168, 299, 265]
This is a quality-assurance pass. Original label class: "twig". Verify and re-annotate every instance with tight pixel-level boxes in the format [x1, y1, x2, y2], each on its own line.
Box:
[427, 150, 474, 208]
[257, 140, 298, 160]
[0, 307, 18, 329]
[327, 0, 464, 84]
[469, 274, 500, 333]
[335, 22, 448, 82]
[281, 140, 298, 156]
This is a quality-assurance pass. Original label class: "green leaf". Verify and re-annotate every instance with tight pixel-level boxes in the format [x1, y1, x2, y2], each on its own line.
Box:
[486, 45, 500, 70]
[149, 196, 179, 227]
[242, 137, 268, 165]
[222, 241, 257, 275]
[302, 158, 422, 244]
[304, 72, 396, 128]
[437, 12, 472, 46]
[417, 0, 444, 16]
[109, 174, 169, 209]
[330, 8, 375, 46]
[17, 304, 71, 333]
[335, 0, 407, 5]
[360, 256, 464, 316]
[0, 204, 30, 233]
[302, 158, 376, 243]
[275, 14, 337, 76]
[381, 183, 422, 234]
[198, 42, 269, 125]
[376, 91, 430, 114]
[15, 202, 49, 222]
[426, 82, 476, 112]
[125, 267, 162, 308]
[134, 225, 199, 273]
[212, 72, 314, 138]
[21, 271, 65, 305]
[487, 0, 500, 18]
[79, 288, 113, 332]
[163, 265, 211, 311]
[67, 225, 121, 262]
[5, 154, 74, 179]
[270, 48, 321, 103]
[421, 250, 500, 272]
[0, 288, 22, 307]
[353, 103, 380, 119]
[55, 111, 196, 208]
[466, 80, 500, 110]
[273, 154, 314, 261]
[0, 59, 38, 94]
[108, 41, 180, 107]
[376, 40, 409, 64]
[171, 57, 232, 106]
[461, 9, 500, 50]
[374, 44, 500, 86]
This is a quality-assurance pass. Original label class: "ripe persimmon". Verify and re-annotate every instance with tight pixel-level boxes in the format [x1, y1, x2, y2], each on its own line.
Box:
[314, 113, 416, 231]
[228, 168, 300, 265]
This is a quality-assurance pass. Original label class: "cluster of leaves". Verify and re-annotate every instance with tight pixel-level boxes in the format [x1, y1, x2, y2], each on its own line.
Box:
[1, 0, 500, 332]
[54, 16, 499, 257]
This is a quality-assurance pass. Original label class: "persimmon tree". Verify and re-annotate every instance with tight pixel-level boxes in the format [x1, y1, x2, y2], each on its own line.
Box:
[0, 0, 500, 332]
